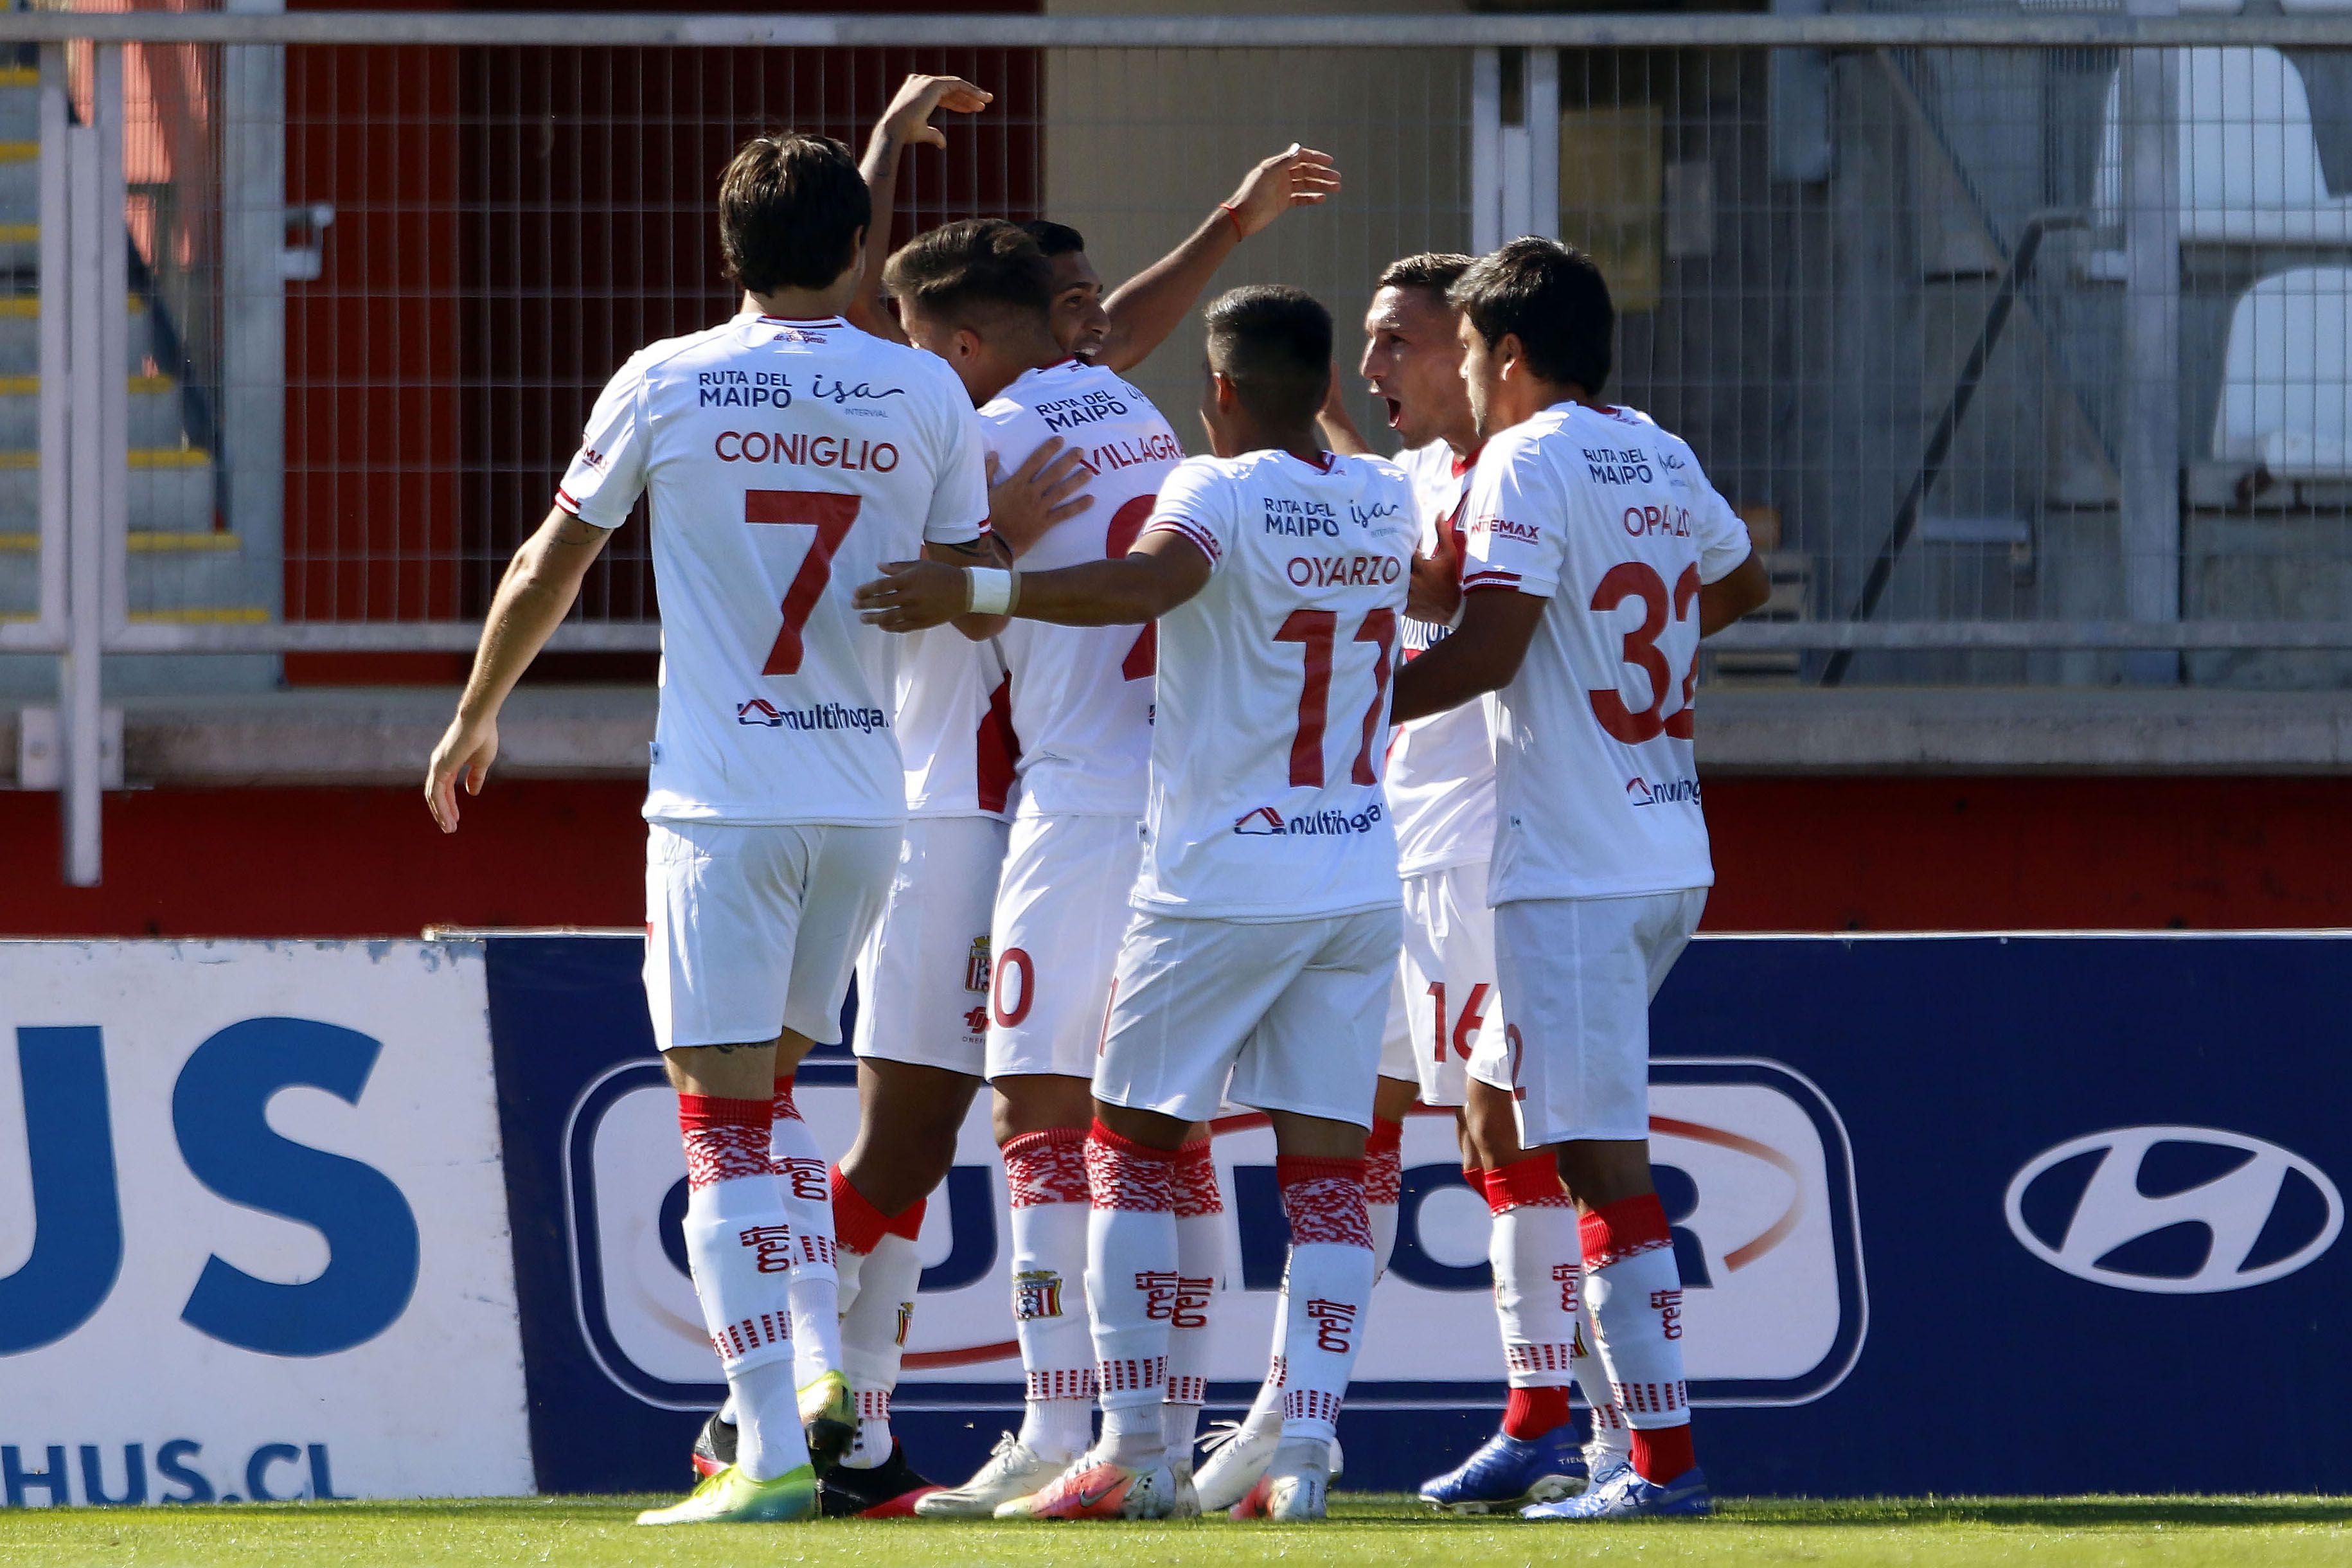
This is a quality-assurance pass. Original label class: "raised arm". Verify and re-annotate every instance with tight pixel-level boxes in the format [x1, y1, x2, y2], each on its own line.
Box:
[849, 74, 993, 341]
[1316, 362, 1375, 457]
[426, 506, 613, 831]
[856, 526, 1211, 631]
[1094, 145, 1342, 372]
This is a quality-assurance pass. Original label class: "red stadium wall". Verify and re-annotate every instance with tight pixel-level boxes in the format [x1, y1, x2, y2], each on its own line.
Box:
[1, 776, 2348, 938]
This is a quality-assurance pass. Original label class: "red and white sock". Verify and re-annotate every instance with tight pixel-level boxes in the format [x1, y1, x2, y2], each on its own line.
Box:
[1581, 1193, 1695, 1484]
[1233, 1302, 1288, 1446]
[1573, 1293, 1631, 1461]
[1084, 1122, 1179, 1465]
[770, 1079, 840, 1383]
[1274, 1155, 1375, 1445]
[832, 1167, 924, 1470]
[1366, 1116, 1405, 1282]
[1163, 1136, 1224, 1462]
[677, 1094, 806, 1482]
[1002, 1128, 1096, 1463]
[1486, 1155, 1578, 1436]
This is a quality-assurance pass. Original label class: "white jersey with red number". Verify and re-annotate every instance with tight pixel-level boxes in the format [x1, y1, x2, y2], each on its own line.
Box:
[979, 358, 1184, 818]
[1459, 399, 1752, 901]
[557, 312, 988, 825]
[1135, 449, 1420, 921]
[1384, 440, 1495, 877]
[893, 628, 1017, 819]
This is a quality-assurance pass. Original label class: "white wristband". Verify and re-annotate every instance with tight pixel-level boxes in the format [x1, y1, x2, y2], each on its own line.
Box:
[966, 567, 1015, 616]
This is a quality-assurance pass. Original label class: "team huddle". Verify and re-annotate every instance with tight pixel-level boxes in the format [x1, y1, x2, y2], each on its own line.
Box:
[425, 73, 1770, 1528]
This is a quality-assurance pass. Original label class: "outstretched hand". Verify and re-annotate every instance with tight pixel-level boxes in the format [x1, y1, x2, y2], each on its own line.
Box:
[425, 714, 499, 834]
[988, 438, 1095, 558]
[879, 74, 992, 152]
[855, 559, 973, 632]
[1222, 144, 1343, 238]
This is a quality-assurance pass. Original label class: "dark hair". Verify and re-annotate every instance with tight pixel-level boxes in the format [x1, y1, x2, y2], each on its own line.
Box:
[1019, 219, 1088, 259]
[1204, 284, 1333, 425]
[718, 132, 871, 296]
[883, 218, 1055, 330]
[1376, 251, 1475, 299]
[1447, 236, 1614, 394]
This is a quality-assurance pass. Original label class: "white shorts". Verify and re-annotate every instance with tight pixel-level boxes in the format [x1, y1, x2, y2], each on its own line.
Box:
[986, 813, 1143, 1080]
[1094, 904, 1403, 1128]
[851, 815, 1010, 1078]
[1375, 859, 1504, 1110]
[1474, 888, 1706, 1146]
[643, 820, 900, 1052]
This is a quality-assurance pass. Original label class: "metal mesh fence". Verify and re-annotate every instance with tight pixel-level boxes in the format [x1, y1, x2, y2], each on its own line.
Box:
[12, 12, 2352, 689]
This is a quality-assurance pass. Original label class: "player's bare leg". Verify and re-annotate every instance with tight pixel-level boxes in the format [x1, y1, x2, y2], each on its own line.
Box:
[1203, 1075, 1409, 1508]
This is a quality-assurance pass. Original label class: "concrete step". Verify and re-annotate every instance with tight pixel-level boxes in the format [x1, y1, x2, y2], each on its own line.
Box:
[0, 528, 261, 623]
[0, 139, 34, 226]
[0, 447, 217, 531]
[0, 69, 38, 144]
[0, 298, 162, 375]
[0, 373, 185, 447]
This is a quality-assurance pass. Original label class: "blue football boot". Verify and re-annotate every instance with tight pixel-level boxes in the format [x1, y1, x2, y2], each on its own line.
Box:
[1522, 1463, 1710, 1520]
[1418, 1427, 1589, 1514]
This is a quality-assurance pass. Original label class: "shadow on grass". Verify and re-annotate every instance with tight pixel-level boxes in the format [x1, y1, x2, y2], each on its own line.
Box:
[1726, 1497, 2352, 1529]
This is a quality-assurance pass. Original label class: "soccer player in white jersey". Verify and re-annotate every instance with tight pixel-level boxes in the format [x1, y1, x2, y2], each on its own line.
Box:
[857, 284, 1417, 1522]
[1200, 250, 1621, 1514]
[667, 78, 1084, 1519]
[874, 218, 1193, 1519]
[1389, 238, 1769, 1522]
[423, 132, 1004, 1526]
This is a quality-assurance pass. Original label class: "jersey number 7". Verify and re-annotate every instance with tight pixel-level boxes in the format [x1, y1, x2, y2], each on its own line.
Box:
[748, 489, 860, 675]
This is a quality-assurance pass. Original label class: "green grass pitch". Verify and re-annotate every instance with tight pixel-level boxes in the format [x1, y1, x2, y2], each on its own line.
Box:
[1, 1495, 2347, 1567]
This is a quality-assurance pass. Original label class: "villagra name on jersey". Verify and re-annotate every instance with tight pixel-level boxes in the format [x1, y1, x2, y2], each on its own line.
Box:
[713, 431, 900, 472]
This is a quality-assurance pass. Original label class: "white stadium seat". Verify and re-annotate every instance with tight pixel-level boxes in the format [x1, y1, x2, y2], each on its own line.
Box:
[2095, 47, 2352, 247]
[2212, 267, 2352, 477]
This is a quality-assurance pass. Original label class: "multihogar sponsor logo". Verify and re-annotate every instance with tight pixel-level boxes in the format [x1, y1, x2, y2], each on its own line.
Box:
[735, 699, 889, 733]
[1234, 800, 1386, 837]
[1626, 775, 1702, 806]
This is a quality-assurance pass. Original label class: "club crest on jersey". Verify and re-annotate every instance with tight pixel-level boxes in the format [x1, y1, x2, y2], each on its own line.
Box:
[1013, 1269, 1065, 1321]
[965, 936, 992, 993]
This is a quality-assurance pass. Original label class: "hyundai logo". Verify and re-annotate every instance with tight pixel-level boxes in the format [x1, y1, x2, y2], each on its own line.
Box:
[2004, 1126, 2342, 1294]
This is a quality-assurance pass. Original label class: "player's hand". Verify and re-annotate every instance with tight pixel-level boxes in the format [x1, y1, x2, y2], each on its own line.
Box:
[1407, 530, 1464, 625]
[425, 713, 499, 835]
[987, 438, 1094, 558]
[878, 74, 992, 152]
[855, 559, 970, 632]
[1221, 144, 1342, 238]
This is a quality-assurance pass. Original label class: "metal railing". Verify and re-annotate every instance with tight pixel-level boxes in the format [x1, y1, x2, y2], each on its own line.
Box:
[10, 9, 2352, 880]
